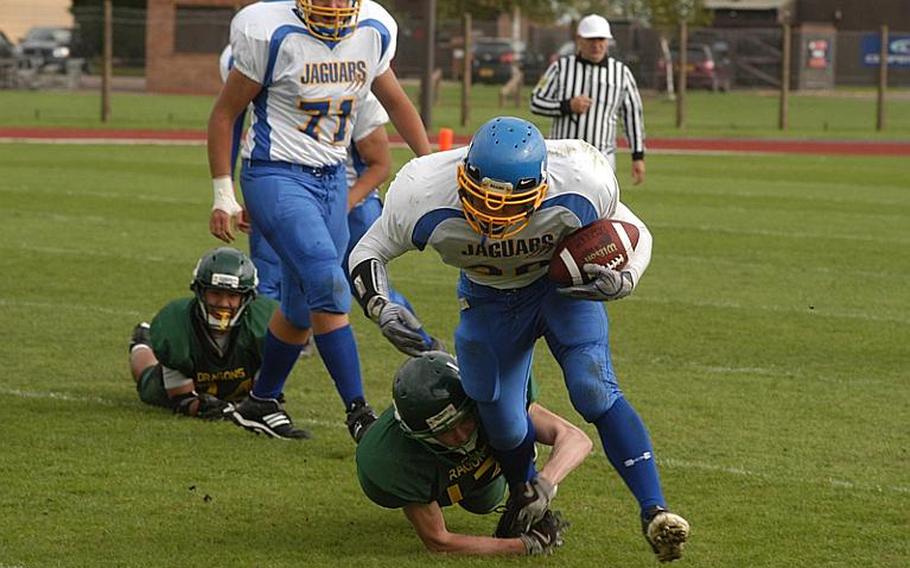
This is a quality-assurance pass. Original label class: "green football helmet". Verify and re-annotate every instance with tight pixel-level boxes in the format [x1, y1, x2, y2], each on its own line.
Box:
[392, 351, 475, 441]
[190, 247, 258, 332]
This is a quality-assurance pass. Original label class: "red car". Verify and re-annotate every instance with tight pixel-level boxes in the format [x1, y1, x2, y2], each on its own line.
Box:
[657, 43, 731, 92]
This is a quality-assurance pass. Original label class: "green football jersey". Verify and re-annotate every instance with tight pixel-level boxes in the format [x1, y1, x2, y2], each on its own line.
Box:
[356, 407, 506, 512]
[150, 296, 276, 402]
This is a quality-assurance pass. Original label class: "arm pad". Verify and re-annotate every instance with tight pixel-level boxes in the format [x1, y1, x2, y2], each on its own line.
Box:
[349, 258, 392, 321]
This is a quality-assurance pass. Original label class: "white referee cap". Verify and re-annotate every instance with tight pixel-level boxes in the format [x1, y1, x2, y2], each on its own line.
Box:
[577, 14, 613, 39]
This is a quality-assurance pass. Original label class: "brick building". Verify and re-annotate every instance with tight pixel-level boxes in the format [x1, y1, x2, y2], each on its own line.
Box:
[145, 0, 253, 94]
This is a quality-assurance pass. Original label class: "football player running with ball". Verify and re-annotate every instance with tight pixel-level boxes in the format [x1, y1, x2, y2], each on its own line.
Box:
[207, 0, 431, 442]
[128, 248, 287, 425]
[356, 351, 591, 556]
[349, 117, 690, 561]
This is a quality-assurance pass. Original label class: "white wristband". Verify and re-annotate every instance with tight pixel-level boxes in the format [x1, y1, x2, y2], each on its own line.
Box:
[212, 175, 242, 215]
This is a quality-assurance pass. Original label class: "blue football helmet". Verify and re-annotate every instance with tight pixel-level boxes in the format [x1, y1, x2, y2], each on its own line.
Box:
[457, 117, 549, 239]
[297, 0, 362, 41]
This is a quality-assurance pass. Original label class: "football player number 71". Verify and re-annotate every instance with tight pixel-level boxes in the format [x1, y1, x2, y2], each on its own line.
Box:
[297, 97, 355, 145]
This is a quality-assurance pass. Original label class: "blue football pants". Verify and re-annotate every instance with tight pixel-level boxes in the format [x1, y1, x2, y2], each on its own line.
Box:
[240, 162, 350, 329]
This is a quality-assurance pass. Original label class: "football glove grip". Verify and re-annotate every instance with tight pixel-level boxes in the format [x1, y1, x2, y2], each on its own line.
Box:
[520, 510, 569, 556]
[516, 477, 558, 530]
[376, 299, 431, 357]
[557, 265, 634, 302]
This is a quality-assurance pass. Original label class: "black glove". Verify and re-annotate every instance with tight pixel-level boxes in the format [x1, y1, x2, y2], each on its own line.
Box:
[516, 476, 558, 531]
[196, 393, 234, 420]
[520, 510, 570, 556]
[174, 393, 233, 420]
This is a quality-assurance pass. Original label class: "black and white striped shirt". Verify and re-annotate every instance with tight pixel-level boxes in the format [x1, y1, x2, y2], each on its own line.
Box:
[530, 55, 645, 161]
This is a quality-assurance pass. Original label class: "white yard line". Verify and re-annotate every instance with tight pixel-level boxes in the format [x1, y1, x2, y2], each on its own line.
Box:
[0, 298, 141, 317]
[4, 243, 175, 263]
[0, 185, 203, 205]
[4, 386, 904, 495]
[632, 295, 910, 325]
[0, 387, 342, 430]
[657, 456, 909, 495]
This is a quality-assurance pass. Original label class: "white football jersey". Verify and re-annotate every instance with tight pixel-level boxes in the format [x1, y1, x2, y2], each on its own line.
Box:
[230, 0, 397, 167]
[350, 139, 653, 290]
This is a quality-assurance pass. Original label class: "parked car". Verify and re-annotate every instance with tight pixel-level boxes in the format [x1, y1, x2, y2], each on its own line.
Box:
[18, 27, 74, 73]
[0, 30, 16, 59]
[657, 43, 731, 92]
[472, 38, 518, 84]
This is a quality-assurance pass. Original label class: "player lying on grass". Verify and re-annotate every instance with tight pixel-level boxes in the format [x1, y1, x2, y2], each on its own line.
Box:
[127, 247, 305, 431]
[356, 351, 592, 555]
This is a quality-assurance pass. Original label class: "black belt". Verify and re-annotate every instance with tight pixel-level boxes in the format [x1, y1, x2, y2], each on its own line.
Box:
[245, 159, 342, 177]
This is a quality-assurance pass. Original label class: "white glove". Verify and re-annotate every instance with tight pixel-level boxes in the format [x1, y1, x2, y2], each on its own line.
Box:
[557, 264, 634, 302]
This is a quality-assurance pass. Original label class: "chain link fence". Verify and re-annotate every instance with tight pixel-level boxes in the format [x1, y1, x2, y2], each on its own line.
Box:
[2, 6, 907, 94]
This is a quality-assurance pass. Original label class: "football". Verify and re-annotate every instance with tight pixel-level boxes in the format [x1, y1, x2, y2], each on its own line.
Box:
[548, 219, 640, 286]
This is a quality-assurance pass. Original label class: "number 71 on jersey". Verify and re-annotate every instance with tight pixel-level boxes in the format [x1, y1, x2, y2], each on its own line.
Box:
[297, 96, 355, 145]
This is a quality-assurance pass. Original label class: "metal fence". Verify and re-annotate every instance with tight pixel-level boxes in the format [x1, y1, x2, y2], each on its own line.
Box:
[3, 6, 908, 93]
[393, 19, 910, 92]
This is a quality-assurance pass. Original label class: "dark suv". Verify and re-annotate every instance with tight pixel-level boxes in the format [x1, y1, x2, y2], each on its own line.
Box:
[0, 31, 15, 59]
[472, 39, 518, 84]
[19, 27, 74, 72]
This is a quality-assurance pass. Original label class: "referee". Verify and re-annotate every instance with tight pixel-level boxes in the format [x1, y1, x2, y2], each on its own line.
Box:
[530, 14, 647, 184]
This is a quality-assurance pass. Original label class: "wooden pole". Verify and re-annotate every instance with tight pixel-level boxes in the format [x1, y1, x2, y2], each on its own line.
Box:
[676, 20, 687, 129]
[461, 13, 471, 127]
[779, 22, 791, 130]
[101, 0, 112, 122]
[877, 25, 888, 131]
[419, 0, 436, 129]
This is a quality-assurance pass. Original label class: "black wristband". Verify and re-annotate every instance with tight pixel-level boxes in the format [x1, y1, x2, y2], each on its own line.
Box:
[632, 151, 645, 161]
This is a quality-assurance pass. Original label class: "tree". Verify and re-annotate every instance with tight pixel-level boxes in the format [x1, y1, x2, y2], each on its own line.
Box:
[634, 0, 713, 29]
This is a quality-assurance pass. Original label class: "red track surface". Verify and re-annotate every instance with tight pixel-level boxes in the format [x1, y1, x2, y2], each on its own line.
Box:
[1, 126, 908, 156]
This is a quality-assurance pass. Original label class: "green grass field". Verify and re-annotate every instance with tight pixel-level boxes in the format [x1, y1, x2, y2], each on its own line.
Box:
[1, 84, 909, 140]
[0, 141, 907, 567]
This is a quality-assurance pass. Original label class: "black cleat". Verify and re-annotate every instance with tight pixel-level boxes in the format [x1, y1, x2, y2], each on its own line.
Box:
[642, 506, 690, 562]
[345, 399, 378, 443]
[228, 395, 311, 440]
[129, 322, 152, 353]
